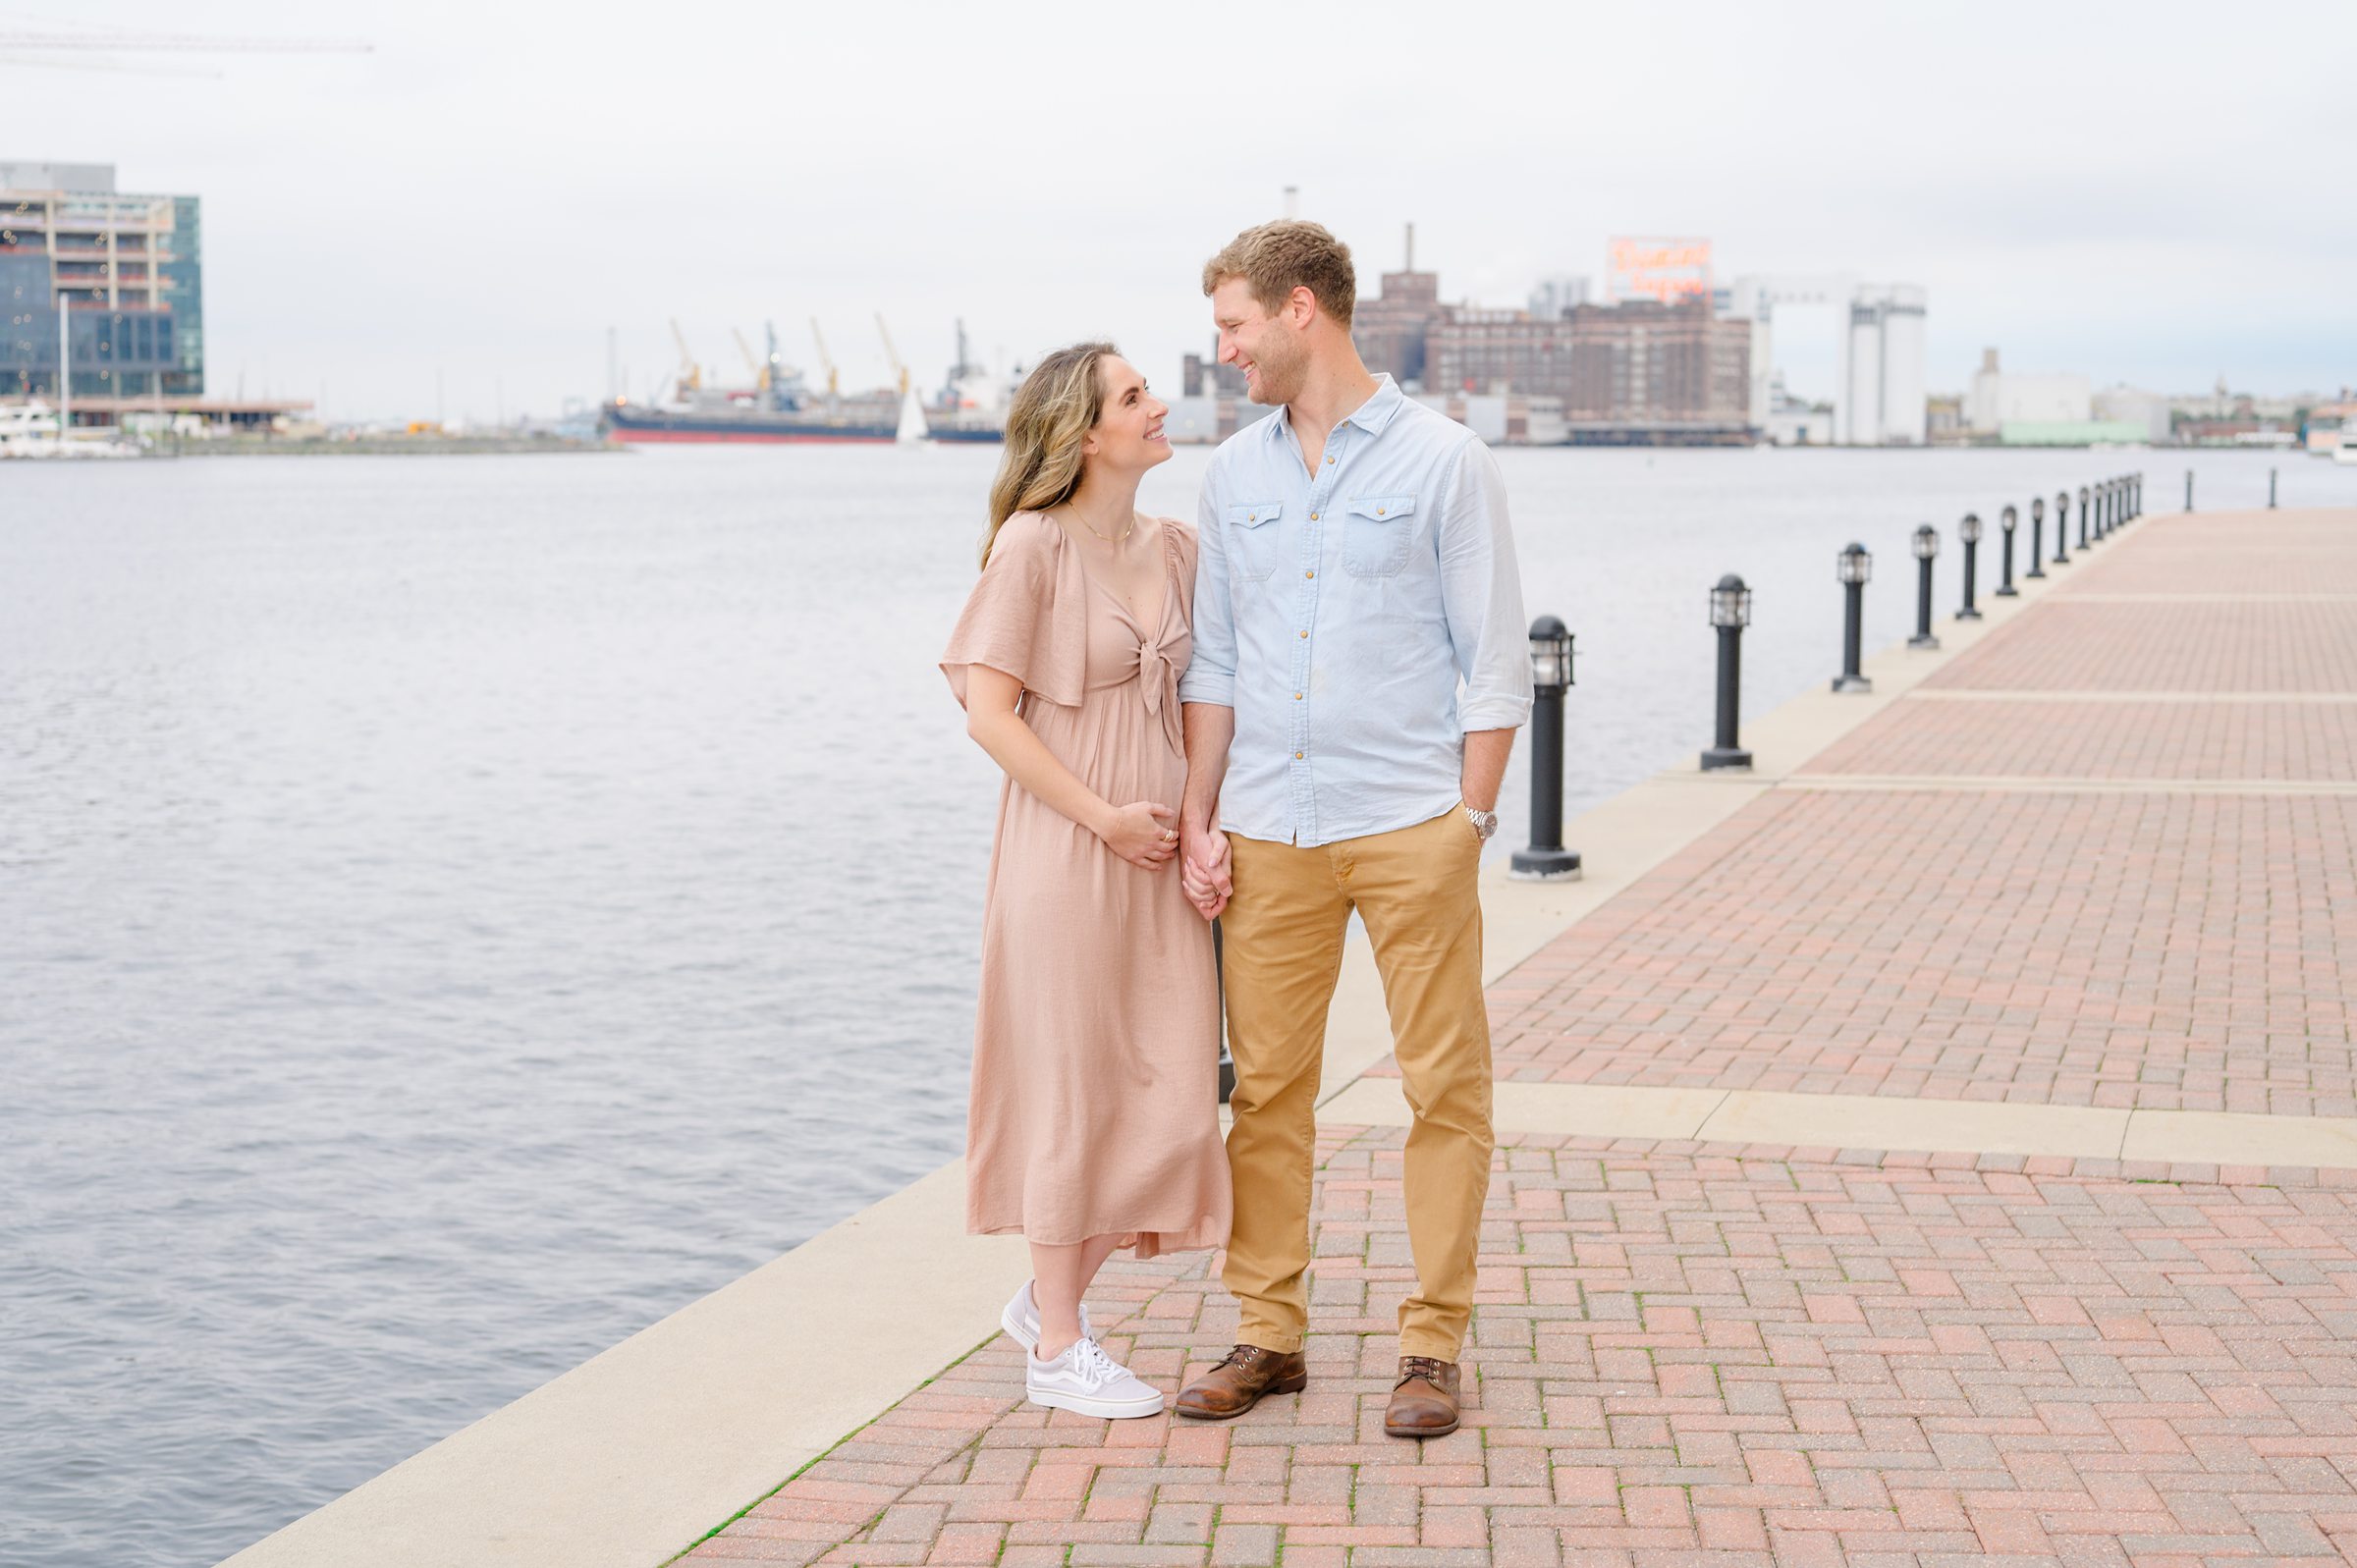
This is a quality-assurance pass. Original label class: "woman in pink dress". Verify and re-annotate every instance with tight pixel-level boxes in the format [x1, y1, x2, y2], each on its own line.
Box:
[940, 343, 1231, 1420]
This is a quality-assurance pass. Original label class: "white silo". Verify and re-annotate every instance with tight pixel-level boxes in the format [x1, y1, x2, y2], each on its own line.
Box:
[1878, 285, 1928, 446]
[1845, 296, 1886, 446]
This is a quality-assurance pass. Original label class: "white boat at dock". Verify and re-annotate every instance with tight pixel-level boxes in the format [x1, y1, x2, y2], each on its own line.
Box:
[0, 402, 140, 459]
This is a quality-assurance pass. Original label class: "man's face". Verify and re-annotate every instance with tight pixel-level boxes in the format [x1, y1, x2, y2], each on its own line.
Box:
[1211, 278, 1306, 406]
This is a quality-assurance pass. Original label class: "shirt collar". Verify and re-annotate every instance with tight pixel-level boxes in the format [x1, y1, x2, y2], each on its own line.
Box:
[1267, 373, 1406, 447]
[1345, 374, 1405, 436]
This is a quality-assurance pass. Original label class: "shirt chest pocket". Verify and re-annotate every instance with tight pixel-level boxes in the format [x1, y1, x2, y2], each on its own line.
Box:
[1342, 495, 1417, 577]
[1227, 502, 1283, 583]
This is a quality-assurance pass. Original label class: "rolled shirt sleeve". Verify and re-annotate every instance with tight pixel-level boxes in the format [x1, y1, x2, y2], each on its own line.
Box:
[1439, 440, 1534, 732]
[1178, 461, 1237, 708]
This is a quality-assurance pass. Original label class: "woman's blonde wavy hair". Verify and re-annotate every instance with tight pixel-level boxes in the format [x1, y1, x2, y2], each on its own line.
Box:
[980, 341, 1117, 568]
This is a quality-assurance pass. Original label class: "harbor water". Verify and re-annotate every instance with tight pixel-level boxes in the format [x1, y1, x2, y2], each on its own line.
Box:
[2, 446, 2341, 1568]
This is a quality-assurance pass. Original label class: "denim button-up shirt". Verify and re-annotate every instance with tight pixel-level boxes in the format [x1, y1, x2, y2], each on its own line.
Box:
[1178, 375, 1533, 847]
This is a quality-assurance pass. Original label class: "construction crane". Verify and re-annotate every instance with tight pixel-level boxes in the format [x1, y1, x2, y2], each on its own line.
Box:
[0, 27, 371, 75]
[808, 319, 840, 398]
[875, 314, 910, 398]
[668, 318, 702, 394]
[732, 328, 771, 394]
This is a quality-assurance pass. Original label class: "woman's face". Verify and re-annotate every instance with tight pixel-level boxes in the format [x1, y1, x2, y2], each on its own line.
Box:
[1082, 356, 1171, 474]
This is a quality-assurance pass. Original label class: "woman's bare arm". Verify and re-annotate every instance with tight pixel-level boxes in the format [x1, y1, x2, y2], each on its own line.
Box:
[963, 664, 1176, 869]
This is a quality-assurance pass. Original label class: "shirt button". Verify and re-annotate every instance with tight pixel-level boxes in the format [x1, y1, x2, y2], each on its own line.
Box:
[1294, 751, 1304, 760]
[1292, 692, 1302, 700]
[1309, 512, 1320, 520]
[1305, 569, 1315, 578]
[1325, 455, 1334, 463]
[1297, 629, 1307, 638]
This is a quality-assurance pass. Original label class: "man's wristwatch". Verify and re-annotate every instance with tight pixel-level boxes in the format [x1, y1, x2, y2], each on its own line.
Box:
[1463, 805, 1499, 841]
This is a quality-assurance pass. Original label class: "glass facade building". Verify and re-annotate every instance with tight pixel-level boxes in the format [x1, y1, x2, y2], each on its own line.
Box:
[0, 162, 203, 400]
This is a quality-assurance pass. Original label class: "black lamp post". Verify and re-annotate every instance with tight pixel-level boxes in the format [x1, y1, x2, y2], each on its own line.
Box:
[1956, 512, 1984, 620]
[2076, 485, 2091, 549]
[2185, 469, 2194, 513]
[1508, 616, 1581, 882]
[2054, 490, 2071, 567]
[2133, 472, 2142, 517]
[1833, 542, 1873, 693]
[2106, 477, 2118, 536]
[2270, 468, 2277, 510]
[1701, 574, 1753, 771]
[2026, 497, 2047, 580]
[1908, 524, 1940, 649]
[1995, 505, 2019, 597]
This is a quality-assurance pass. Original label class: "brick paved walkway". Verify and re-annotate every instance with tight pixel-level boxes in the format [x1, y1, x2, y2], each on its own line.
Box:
[680, 509, 2357, 1567]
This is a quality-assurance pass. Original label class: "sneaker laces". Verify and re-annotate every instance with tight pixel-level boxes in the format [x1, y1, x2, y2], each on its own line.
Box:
[1068, 1336, 1123, 1390]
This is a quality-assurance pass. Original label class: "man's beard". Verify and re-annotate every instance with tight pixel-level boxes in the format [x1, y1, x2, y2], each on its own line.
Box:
[1247, 337, 1305, 406]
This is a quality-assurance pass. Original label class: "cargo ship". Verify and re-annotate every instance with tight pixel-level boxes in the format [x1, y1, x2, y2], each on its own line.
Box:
[924, 320, 1014, 444]
[601, 321, 899, 444]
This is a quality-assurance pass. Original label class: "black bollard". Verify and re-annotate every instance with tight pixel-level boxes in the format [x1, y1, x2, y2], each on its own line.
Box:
[2271, 468, 2277, 510]
[1508, 616, 1581, 881]
[2077, 485, 2091, 549]
[2185, 469, 2194, 513]
[2027, 497, 2048, 579]
[1957, 512, 1984, 620]
[2054, 490, 2071, 567]
[1908, 524, 1941, 648]
[2100, 479, 2111, 539]
[1701, 575, 1753, 771]
[1834, 542, 1873, 693]
[1995, 504, 2020, 597]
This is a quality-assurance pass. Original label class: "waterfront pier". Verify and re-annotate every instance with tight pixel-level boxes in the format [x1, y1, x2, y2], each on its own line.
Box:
[229, 506, 2357, 1568]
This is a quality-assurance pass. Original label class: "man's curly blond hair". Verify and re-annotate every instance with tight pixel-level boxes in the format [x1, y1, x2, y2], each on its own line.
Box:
[1201, 220, 1356, 328]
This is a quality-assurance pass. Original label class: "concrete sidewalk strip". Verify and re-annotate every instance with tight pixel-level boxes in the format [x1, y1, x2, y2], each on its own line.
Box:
[2124, 1108, 2357, 1167]
[1695, 1086, 2130, 1159]
[1322, 1075, 1730, 1142]
[1327, 1076, 2357, 1169]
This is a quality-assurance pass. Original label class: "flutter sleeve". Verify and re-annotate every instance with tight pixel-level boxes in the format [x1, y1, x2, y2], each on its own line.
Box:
[940, 512, 1086, 712]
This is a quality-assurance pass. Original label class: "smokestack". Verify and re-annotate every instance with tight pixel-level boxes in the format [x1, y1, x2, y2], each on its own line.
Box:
[1405, 222, 1415, 272]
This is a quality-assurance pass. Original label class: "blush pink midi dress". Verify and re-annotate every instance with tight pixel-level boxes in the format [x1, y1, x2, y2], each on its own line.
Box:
[940, 511, 1231, 1258]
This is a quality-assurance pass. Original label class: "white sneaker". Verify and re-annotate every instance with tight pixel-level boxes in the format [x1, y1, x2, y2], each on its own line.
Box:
[1025, 1335, 1165, 1420]
[1000, 1279, 1090, 1352]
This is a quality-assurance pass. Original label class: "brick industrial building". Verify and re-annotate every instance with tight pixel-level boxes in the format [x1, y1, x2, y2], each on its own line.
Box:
[1382, 288, 1753, 445]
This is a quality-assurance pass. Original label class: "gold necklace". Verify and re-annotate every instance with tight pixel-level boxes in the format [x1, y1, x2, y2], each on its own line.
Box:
[1063, 505, 1135, 546]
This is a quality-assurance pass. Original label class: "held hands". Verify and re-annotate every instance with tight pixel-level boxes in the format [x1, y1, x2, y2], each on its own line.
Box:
[1179, 819, 1233, 921]
[1101, 801, 1180, 870]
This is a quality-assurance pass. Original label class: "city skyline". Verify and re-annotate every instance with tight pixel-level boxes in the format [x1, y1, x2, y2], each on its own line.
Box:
[7, 0, 2350, 422]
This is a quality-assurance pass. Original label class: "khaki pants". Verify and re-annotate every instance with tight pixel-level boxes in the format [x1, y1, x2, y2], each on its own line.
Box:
[1220, 806, 1493, 1361]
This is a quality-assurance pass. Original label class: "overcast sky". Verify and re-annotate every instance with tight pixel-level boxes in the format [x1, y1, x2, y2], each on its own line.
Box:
[11, 0, 2351, 421]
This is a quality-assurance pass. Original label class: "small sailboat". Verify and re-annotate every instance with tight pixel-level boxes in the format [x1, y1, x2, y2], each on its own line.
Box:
[896, 382, 929, 446]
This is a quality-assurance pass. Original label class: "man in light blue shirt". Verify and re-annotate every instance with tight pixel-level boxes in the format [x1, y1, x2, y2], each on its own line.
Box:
[1173, 221, 1531, 1439]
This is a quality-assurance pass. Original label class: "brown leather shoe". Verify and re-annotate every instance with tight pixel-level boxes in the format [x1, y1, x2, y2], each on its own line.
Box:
[1173, 1344, 1309, 1421]
[1384, 1355, 1461, 1438]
